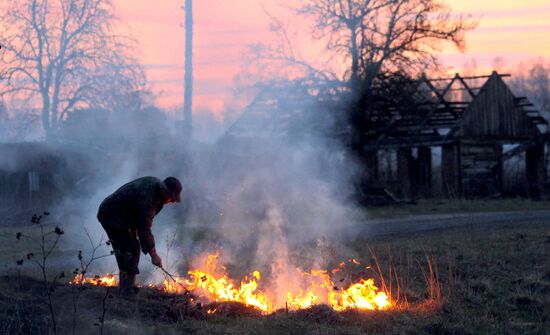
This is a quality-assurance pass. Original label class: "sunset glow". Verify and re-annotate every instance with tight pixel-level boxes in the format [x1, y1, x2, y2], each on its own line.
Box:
[115, 1, 550, 116]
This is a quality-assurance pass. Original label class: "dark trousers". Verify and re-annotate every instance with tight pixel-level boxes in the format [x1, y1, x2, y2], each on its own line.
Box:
[99, 217, 141, 275]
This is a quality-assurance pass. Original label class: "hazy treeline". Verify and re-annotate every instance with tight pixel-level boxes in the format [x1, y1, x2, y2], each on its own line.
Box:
[509, 60, 550, 116]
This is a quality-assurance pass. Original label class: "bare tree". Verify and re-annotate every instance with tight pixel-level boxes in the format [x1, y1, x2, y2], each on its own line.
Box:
[86, 61, 149, 114]
[0, 0, 140, 138]
[510, 61, 550, 115]
[297, 0, 384, 86]
[251, 1, 473, 92]
[246, 11, 339, 88]
[297, 0, 476, 91]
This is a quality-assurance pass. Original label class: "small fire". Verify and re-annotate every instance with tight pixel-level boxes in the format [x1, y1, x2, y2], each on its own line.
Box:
[285, 269, 390, 311]
[71, 252, 392, 313]
[159, 278, 187, 294]
[72, 274, 117, 287]
[184, 253, 270, 311]
[330, 278, 391, 311]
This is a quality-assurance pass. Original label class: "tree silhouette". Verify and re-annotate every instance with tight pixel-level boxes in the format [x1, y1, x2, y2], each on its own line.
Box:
[0, 0, 142, 138]
[297, 0, 475, 91]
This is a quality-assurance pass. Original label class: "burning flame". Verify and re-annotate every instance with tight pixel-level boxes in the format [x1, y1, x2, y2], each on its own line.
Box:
[285, 269, 390, 311]
[184, 253, 270, 311]
[71, 252, 391, 313]
[71, 273, 117, 287]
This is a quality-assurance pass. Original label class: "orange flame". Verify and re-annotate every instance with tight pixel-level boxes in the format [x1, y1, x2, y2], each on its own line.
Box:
[71, 274, 117, 287]
[285, 268, 390, 311]
[184, 253, 270, 311]
[72, 253, 392, 312]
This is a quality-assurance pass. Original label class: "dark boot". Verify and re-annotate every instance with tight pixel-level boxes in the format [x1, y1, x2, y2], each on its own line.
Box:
[119, 271, 137, 297]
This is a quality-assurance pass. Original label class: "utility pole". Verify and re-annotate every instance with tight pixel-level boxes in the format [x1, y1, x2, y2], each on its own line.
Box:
[183, 0, 193, 140]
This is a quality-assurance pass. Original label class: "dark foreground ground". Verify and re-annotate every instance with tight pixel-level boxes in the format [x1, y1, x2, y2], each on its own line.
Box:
[1, 215, 549, 334]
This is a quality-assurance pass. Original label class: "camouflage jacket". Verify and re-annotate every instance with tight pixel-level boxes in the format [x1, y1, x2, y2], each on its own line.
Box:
[97, 176, 168, 254]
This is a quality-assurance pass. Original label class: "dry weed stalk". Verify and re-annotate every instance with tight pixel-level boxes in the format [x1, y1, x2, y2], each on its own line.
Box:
[366, 245, 403, 306]
[417, 253, 442, 306]
[15, 212, 64, 335]
[96, 287, 113, 335]
[71, 228, 113, 335]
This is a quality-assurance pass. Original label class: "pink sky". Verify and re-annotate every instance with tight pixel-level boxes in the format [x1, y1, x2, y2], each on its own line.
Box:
[115, 0, 550, 119]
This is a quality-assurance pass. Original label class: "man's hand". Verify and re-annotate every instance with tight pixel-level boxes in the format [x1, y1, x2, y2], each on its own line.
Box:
[149, 248, 163, 268]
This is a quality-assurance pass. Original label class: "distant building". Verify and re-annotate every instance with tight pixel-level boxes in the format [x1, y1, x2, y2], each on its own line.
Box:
[221, 72, 550, 200]
[362, 72, 549, 199]
[0, 142, 73, 210]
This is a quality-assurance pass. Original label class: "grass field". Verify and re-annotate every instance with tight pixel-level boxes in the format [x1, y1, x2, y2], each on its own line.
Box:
[365, 199, 550, 218]
[1, 216, 549, 334]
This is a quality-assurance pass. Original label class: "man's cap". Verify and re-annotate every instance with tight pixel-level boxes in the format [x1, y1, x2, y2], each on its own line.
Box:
[163, 177, 182, 202]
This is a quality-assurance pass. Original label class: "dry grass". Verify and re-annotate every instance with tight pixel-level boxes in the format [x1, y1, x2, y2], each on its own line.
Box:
[1, 220, 549, 334]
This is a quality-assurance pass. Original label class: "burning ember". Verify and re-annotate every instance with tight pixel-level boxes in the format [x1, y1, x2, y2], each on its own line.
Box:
[72, 273, 117, 287]
[71, 252, 391, 313]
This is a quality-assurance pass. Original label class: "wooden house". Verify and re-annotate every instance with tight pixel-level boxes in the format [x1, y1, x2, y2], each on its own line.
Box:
[364, 71, 548, 199]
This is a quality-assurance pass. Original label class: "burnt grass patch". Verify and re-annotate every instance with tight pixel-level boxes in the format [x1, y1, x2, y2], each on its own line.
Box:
[1, 221, 549, 334]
